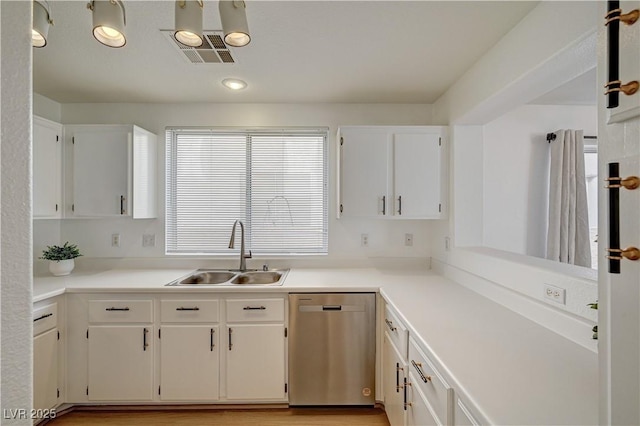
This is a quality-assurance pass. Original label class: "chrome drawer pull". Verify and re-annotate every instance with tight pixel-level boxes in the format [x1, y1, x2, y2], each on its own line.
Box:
[106, 307, 130, 311]
[243, 306, 266, 310]
[411, 360, 431, 383]
[34, 313, 53, 322]
[176, 307, 200, 311]
[385, 319, 397, 332]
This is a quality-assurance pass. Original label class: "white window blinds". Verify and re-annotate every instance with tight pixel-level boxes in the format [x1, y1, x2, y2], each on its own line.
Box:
[166, 128, 328, 255]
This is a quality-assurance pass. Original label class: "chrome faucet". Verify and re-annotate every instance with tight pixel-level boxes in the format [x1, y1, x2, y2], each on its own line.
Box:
[228, 220, 252, 271]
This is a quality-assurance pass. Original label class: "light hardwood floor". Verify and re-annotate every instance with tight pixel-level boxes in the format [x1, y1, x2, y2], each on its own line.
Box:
[47, 407, 391, 425]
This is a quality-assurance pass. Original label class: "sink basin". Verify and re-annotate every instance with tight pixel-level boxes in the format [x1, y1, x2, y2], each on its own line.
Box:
[165, 269, 288, 286]
[231, 271, 283, 285]
[175, 270, 236, 285]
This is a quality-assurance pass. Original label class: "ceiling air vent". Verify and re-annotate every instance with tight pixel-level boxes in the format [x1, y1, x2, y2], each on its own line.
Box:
[161, 30, 235, 64]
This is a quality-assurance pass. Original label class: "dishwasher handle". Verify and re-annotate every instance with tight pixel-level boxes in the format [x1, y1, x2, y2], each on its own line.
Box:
[299, 304, 364, 312]
[322, 305, 342, 311]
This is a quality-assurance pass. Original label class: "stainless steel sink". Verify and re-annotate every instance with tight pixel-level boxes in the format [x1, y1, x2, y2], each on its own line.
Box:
[230, 271, 283, 285]
[165, 269, 288, 286]
[176, 270, 236, 285]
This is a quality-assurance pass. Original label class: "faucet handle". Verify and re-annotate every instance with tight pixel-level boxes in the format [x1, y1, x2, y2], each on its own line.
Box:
[244, 250, 252, 259]
[262, 264, 269, 271]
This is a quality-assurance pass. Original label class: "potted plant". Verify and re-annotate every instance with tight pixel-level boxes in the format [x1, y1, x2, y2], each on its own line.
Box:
[40, 242, 82, 276]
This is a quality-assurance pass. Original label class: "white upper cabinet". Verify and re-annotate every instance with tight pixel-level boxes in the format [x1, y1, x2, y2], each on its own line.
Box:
[33, 116, 63, 218]
[338, 127, 390, 218]
[65, 125, 157, 219]
[338, 126, 446, 219]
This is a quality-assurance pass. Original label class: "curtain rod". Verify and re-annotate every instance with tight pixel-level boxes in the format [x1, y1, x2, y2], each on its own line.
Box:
[546, 132, 597, 143]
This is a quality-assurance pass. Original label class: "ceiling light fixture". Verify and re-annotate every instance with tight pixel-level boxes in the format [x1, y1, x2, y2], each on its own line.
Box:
[32, 0, 53, 48]
[175, 0, 203, 47]
[222, 78, 247, 90]
[87, 0, 127, 48]
[219, 0, 251, 47]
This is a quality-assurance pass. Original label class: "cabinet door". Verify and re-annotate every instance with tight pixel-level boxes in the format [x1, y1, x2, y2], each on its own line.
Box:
[406, 372, 439, 426]
[88, 325, 153, 401]
[160, 325, 219, 401]
[226, 324, 285, 400]
[339, 128, 390, 217]
[394, 133, 442, 218]
[34, 328, 58, 410]
[383, 333, 406, 426]
[33, 117, 62, 218]
[70, 127, 131, 217]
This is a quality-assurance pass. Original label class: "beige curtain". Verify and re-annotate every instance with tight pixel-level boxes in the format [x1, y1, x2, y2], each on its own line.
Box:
[546, 129, 591, 267]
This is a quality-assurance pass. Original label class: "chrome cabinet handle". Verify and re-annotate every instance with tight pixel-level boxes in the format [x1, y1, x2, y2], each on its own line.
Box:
[243, 306, 266, 310]
[176, 307, 200, 311]
[228, 327, 233, 351]
[385, 319, 396, 332]
[398, 195, 402, 215]
[34, 313, 53, 322]
[210, 328, 215, 351]
[411, 360, 431, 383]
[106, 307, 130, 311]
[143, 328, 149, 351]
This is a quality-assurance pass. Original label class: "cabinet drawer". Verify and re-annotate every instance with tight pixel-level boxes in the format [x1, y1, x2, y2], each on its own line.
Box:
[161, 300, 219, 323]
[226, 298, 285, 322]
[89, 300, 153, 323]
[384, 305, 408, 359]
[409, 337, 452, 425]
[33, 303, 57, 336]
[454, 397, 480, 426]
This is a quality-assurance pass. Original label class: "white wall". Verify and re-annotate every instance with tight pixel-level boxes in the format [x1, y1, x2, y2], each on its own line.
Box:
[32, 103, 440, 267]
[429, 1, 599, 348]
[482, 104, 597, 258]
[1, 1, 34, 420]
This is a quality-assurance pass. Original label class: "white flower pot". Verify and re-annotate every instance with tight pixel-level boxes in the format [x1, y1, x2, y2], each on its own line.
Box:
[49, 259, 75, 276]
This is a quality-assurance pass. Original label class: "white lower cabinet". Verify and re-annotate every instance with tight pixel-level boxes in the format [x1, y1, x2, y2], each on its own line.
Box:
[383, 332, 407, 426]
[34, 328, 59, 411]
[159, 299, 221, 401]
[225, 297, 287, 401]
[87, 299, 154, 401]
[33, 302, 62, 412]
[406, 372, 439, 426]
[226, 324, 286, 400]
[454, 397, 480, 426]
[160, 325, 219, 401]
[88, 325, 154, 401]
[68, 293, 287, 404]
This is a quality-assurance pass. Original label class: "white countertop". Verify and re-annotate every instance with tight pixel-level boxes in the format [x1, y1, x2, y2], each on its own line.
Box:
[33, 267, 598, 425]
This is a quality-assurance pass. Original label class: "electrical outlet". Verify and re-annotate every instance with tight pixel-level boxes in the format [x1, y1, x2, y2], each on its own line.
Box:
[111, 233, 120, 248]
[142, 234, 156, 247]
[405, 233, 413, 247]
[543, 284, 566, 305]
[361, 234, 369, 247]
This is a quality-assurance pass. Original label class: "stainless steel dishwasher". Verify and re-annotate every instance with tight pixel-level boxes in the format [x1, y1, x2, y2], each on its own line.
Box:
[288, 293, 376, 406]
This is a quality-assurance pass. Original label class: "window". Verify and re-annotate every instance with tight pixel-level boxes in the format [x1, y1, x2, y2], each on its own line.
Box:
[166, 128, 328, 255]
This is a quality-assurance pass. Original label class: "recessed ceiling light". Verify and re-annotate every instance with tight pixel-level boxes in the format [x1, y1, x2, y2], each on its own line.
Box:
[222, 78, 247, 90]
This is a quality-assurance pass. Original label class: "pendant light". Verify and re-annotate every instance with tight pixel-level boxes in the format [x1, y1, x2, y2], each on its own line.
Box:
[32, 0, 53, 48]
[219, 0, 250, 47]
[87, 0, 127, 48]
[175, 0, 204, 47]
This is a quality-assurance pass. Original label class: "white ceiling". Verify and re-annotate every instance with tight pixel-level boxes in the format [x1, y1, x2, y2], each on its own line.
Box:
[34, 1, 540, 104]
